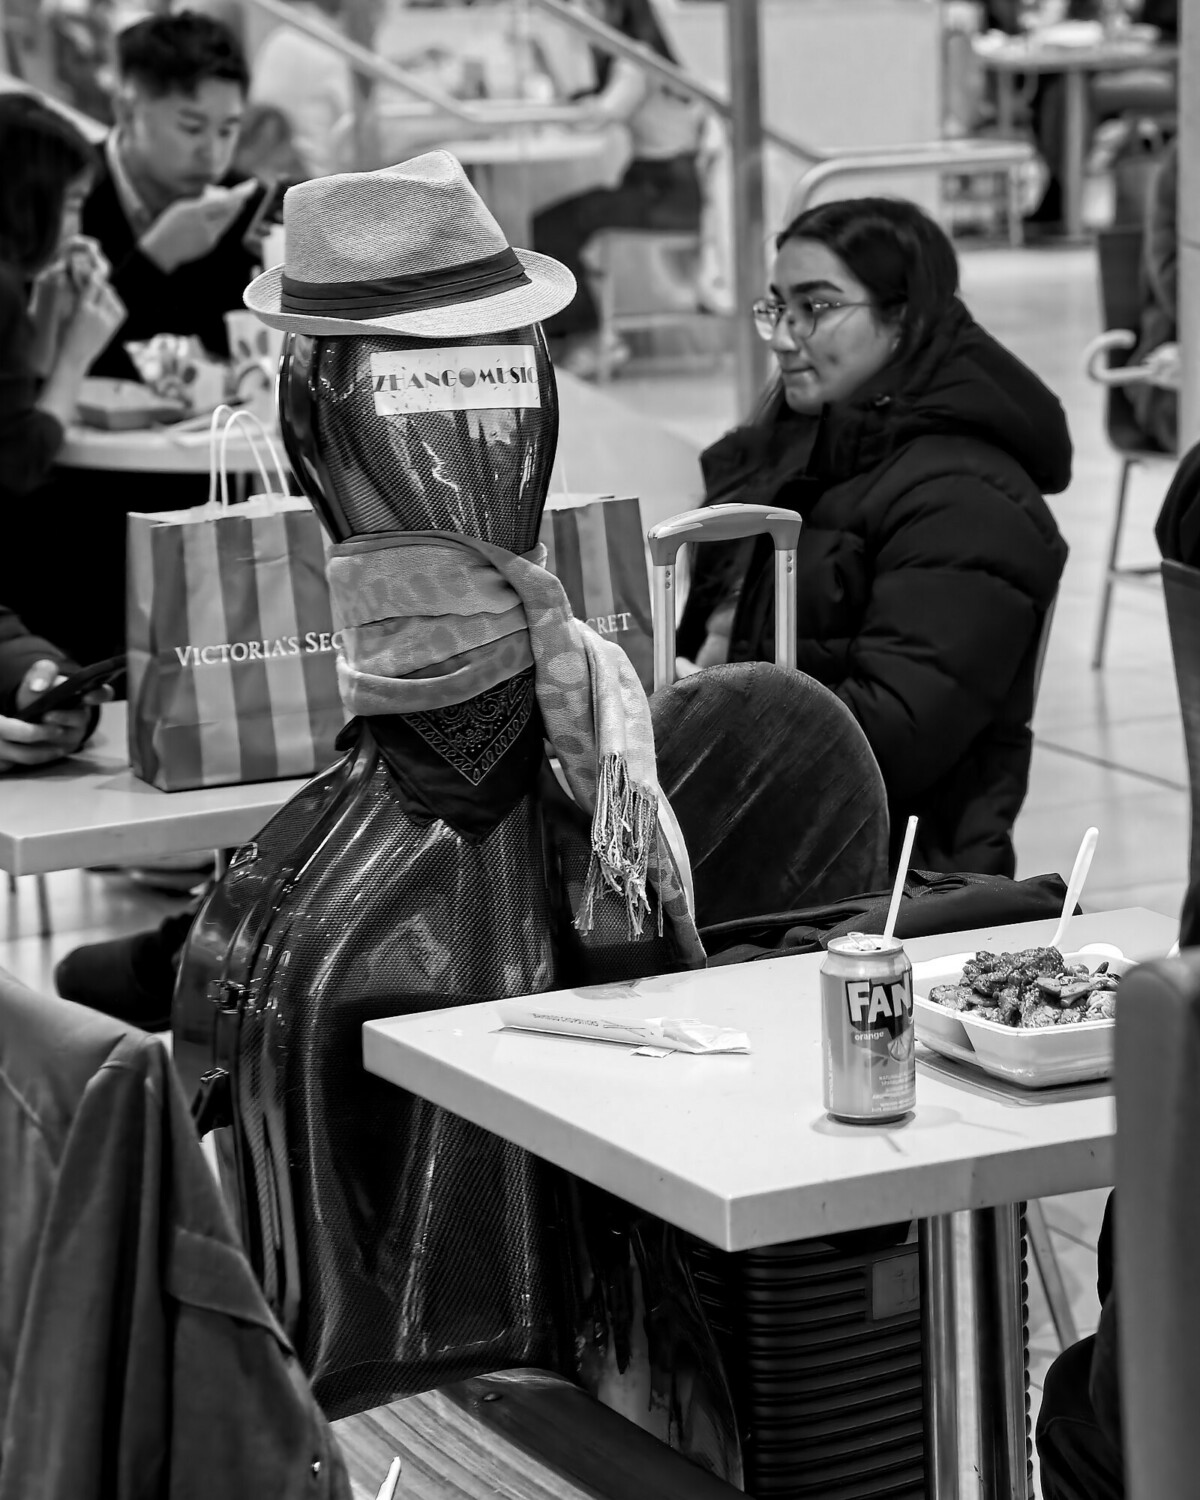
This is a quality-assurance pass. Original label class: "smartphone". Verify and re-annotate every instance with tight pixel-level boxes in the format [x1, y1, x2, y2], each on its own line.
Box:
[242, 178, 292, 253]
[16, 656, 127, 722]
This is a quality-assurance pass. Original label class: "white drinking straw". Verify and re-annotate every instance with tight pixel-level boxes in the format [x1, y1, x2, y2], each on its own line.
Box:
[1049, 826, 1100, 951]
[883, 816, 919, 941]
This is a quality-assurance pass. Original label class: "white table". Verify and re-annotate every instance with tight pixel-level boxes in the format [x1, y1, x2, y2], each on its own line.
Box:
[58, 418, 286, 475]
[0, 702, 307, 877]
[973, 30, 1177, 240]
[365, 908, 1177, 1499]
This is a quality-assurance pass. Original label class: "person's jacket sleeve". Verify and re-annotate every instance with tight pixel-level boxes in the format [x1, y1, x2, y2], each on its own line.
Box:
[0, 264, 65, 497]
[0, 990, 352, 1500]
[834, 471, 1066, 807]
[0, 605, 76, 717]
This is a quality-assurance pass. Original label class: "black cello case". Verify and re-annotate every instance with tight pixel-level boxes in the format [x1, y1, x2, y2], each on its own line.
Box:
[171, 327, 685, 1419]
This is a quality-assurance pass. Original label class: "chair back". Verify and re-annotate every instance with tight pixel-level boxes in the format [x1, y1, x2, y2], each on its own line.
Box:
[0, 974, 349, 1495]
[1162, 559, 1200, 900]
[1095, 225, 1150, 453]
[1114, 952, 1200, 1500]
[650, 662, 890, 928]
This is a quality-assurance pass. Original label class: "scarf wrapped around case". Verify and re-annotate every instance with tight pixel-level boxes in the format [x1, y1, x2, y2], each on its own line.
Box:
[326, 530, 703, 963]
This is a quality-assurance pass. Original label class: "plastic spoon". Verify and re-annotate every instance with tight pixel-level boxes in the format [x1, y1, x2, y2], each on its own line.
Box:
[883, 816, 919, 941]
[1049, 827, 1099, 952]
[374, 1456, 402, 1500]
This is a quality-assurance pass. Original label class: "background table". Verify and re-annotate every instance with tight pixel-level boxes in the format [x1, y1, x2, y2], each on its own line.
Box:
[364, 908, 1177, 1499]
[58, 415, 286, 475]
[973, 32, 1177, 240]
[0, 702, 307, 877]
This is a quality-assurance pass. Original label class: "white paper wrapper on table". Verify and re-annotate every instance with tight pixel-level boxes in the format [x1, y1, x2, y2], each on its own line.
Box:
[497, 1000, 751, 1054]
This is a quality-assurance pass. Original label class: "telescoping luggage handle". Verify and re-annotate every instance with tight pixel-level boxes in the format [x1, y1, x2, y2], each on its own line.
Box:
[647, 503, 803, 690]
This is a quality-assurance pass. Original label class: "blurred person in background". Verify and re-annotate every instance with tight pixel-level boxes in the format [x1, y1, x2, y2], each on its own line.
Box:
[678, 197, 1071, 877]
[0, 92, 124, 506]
[21, 13, 270, 668]
[532, 0, 705, 379]
[233, 101, 307, 182]
[81, 10, 264, 382]
[249, 0, 362, 179]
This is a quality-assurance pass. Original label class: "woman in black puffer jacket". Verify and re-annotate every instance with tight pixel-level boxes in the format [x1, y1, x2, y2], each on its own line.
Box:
[678, 197, 1071, 877]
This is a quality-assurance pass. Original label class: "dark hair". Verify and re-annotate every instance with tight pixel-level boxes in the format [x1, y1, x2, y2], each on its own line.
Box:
[593, 0, 679, 91]
[776, 197, 960, 362]
[117, 11, 249, 98]
[0, 94, 96, 275]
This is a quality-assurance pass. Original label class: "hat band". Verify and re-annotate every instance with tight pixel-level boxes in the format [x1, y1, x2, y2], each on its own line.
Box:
[279, 246, 530, 320]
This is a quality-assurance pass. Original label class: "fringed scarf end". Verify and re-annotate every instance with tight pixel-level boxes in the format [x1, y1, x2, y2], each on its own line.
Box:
[574, 753, 658, 940]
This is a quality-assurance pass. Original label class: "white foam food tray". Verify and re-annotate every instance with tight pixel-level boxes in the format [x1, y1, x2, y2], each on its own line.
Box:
[912, 947, 1131, 1089]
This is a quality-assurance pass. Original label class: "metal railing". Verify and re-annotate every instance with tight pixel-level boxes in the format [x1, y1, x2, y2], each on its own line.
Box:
[531, 0, 1033, 183]
[244, 0, 591, 128]
[786, 141, 1032, 228]
[242, 0, 1031, 197]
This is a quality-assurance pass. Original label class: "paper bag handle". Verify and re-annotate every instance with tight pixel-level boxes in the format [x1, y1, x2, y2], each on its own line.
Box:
[207, 404, 289, 506]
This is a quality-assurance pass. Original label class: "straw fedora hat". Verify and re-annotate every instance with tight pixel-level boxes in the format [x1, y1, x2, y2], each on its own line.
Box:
[244, 150, 576, 338]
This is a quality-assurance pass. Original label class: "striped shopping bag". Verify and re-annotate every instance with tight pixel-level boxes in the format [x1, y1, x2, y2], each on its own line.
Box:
[540, 493, 654, 691]
[126, 410, 345, 790]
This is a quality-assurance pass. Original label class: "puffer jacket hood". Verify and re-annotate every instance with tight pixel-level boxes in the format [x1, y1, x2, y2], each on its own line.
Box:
[852, 297, 1072, 495]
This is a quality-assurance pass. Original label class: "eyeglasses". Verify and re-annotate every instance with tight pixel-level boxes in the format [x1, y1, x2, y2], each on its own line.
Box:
[751, 295, 872, 343]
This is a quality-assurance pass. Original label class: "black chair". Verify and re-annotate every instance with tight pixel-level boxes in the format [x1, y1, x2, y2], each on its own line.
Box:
[650, 662, 890, 929]
[1083, 225, 1173, 669]
[1163, 560, 1200, 929]
[1114, 951, 1200, 1500]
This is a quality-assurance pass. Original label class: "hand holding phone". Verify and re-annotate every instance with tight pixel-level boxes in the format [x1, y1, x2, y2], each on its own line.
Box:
[15, 655, 126, 722]
[0, 657, 121, 772]
[242, 178, 292, 256]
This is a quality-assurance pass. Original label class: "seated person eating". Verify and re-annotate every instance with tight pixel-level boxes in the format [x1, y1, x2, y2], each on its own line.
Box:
[678, 196, 1071, 877]
[82, 9, 265, 382]
[15, 12, 271, 667]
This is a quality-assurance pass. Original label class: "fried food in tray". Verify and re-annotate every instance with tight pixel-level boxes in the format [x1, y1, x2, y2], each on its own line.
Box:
[927, 946, 1120, 1029]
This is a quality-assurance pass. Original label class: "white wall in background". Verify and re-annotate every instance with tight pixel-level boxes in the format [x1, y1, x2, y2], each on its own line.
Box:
[662, 0, 943, 235]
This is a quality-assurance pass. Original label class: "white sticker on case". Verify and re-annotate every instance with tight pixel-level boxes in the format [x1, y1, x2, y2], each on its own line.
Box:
[369, 345, 540, 415]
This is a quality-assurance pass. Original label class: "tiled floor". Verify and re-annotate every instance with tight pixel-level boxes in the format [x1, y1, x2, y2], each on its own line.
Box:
[4, 237, 1178, 1495]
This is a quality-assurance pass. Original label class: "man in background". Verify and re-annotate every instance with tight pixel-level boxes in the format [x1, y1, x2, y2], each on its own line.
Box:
[82, 10, 264, 381]
[24, 11, 269, 668]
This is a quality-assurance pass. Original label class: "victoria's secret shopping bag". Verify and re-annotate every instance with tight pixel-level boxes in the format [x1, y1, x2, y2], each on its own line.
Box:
[127, 410, 345, 790]
[540, 493, 654, 690]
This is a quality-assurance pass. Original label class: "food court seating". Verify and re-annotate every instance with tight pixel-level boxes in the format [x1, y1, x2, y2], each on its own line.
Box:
[1113, 950, 1200, 1500]
[0, 969, 740, 1499]
[1083, 224, 1173, 669]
